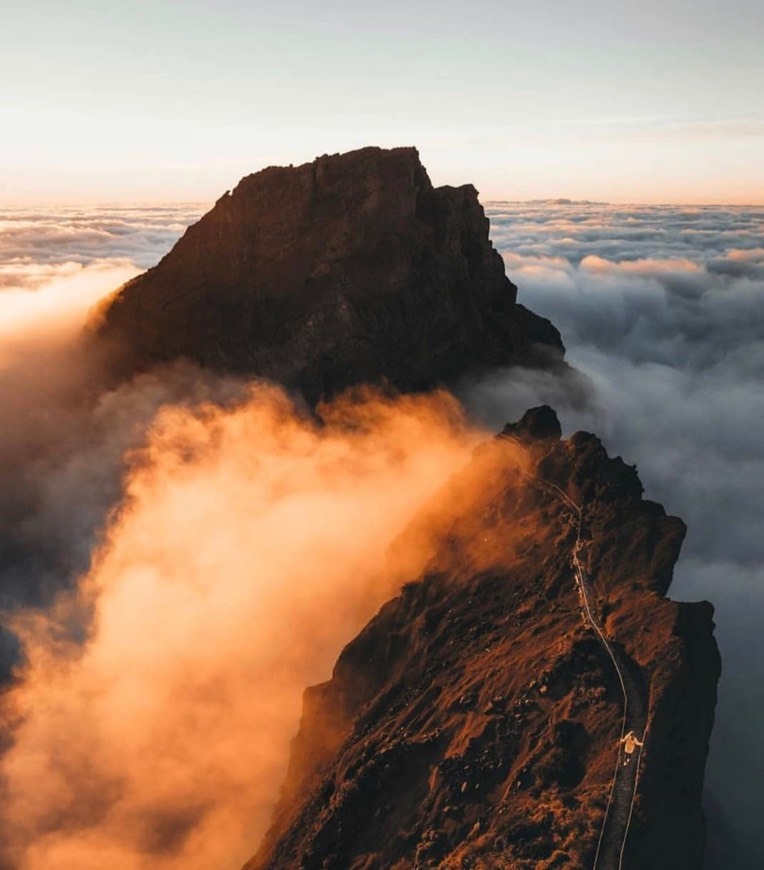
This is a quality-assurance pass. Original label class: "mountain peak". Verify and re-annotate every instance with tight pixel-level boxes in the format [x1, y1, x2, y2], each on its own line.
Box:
[94, 147, 565, 401]
[501, 405, 563, 442]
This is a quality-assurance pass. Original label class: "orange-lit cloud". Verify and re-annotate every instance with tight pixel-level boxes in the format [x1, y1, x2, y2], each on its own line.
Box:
[0, 385, 483, 869]
[0, 260, 138, 365]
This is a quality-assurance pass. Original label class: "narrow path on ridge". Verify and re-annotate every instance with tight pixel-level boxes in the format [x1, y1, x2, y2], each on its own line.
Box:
[501, 435, 649, 870]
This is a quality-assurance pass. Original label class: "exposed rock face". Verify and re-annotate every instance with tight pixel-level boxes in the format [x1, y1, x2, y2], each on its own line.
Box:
[95, 147, 565, 401]
[246, 409, 719, 869]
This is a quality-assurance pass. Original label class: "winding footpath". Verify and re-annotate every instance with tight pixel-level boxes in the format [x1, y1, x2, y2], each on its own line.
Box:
[502, 436, 649, 870]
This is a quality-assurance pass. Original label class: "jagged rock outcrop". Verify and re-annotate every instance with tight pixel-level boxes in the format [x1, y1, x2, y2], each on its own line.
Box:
[94, 147, 566, 401]
[247, 408, 720, 869]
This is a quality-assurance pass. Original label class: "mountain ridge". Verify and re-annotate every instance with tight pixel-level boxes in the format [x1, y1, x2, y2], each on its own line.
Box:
[246, 408, 719, 870]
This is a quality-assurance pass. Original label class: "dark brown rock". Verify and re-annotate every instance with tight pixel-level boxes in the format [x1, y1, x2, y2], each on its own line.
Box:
[94, 147, 565, 401]
[501, 404, 563, 442]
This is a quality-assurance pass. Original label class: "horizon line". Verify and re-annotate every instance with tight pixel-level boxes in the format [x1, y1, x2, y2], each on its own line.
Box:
[2, 198, 763, 211]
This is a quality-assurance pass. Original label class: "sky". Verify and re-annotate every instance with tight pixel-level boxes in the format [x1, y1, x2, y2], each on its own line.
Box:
[3, 0, 764, 205]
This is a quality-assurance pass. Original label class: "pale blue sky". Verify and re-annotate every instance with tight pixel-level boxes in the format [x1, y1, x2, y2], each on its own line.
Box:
[3, 0, 763, 203]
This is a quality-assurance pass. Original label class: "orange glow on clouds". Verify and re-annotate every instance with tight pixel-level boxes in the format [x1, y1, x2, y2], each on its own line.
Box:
[1, 384, 481, 869]
[0, 260, 139, 367]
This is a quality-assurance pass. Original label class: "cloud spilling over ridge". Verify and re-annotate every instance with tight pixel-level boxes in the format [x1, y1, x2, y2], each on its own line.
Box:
[0, 253, 251, 616]
[468, 202, 764, 866]
[0, 386, 479, 869]
[0, 258, 140, 613]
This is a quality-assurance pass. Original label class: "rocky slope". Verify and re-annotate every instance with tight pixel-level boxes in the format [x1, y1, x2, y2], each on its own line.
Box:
[247, 408, 720, 870]
[94, 147, 567, 402]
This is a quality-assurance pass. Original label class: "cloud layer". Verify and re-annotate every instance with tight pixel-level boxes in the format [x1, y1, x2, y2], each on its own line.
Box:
[0, 386, 477, 869]
[469, 201, 764, 865]
[1, 201, 761, 865]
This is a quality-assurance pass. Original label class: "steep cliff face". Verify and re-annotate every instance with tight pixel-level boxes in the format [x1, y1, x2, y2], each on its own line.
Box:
[247, 408, 720, 870]
[95, 147, 564, 401]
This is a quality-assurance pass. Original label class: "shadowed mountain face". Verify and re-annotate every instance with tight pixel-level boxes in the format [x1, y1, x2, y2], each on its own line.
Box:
[95, 147, 566, 402]
[247, 409, 719, 870]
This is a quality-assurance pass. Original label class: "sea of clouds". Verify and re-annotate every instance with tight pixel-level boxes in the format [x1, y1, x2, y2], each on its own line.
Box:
[0, 201, 761, 865]
[0, 205, 202, 279]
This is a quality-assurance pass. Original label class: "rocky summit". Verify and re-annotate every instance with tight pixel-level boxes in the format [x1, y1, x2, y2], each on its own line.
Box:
[246, 409, 719, 870]
[95, 147, 565, 401]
